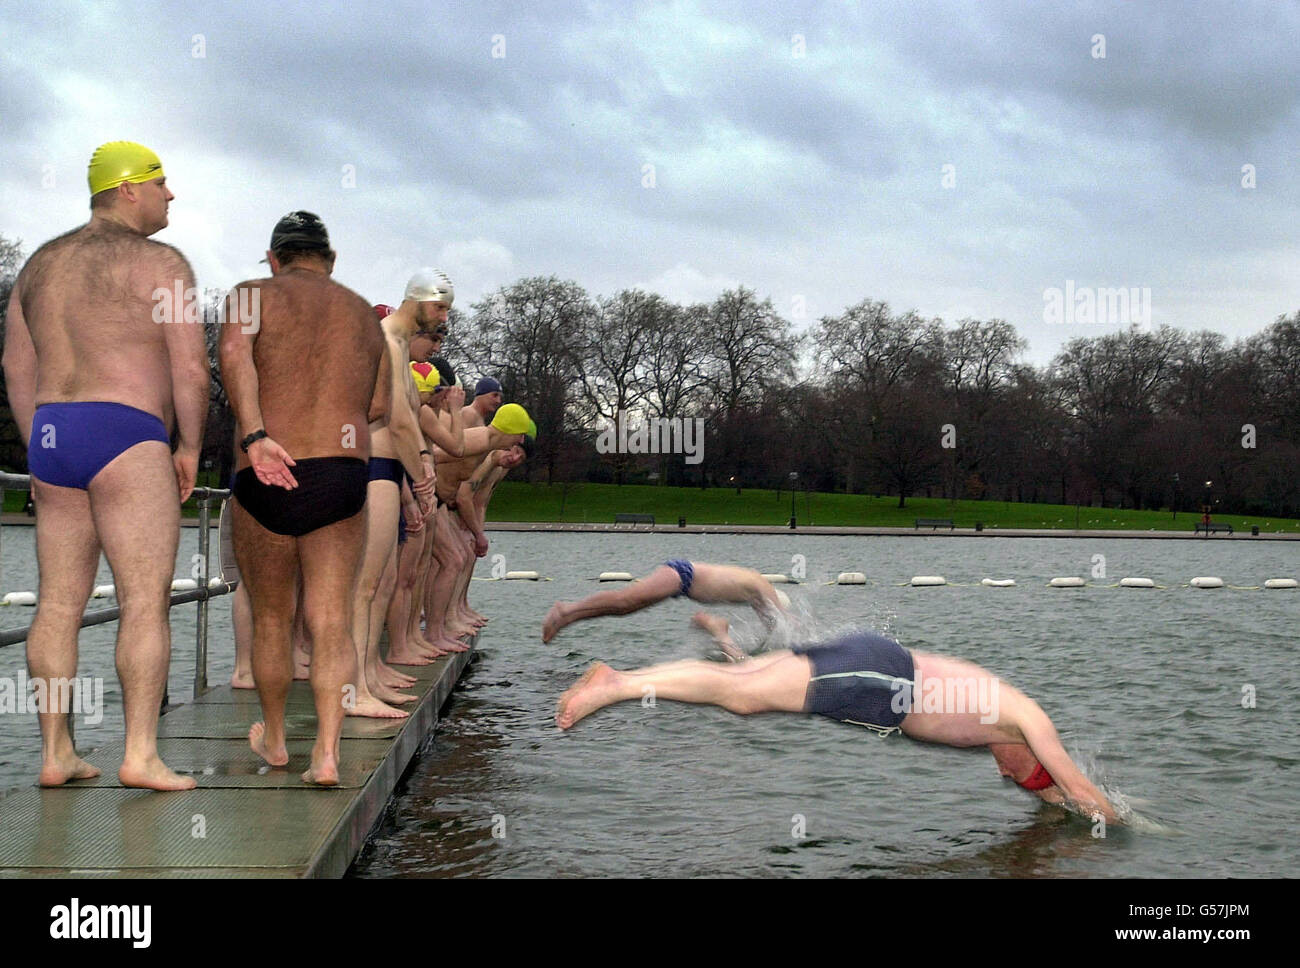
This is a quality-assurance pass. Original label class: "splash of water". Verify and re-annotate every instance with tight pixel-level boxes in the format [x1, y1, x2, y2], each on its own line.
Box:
[708, 585, 897, 656]
[1069, 746, 1179, 835]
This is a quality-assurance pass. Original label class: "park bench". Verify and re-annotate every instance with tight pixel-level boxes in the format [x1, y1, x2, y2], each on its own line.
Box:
[1194, 522, 1233, 535]
[915, 518, 955, 530]
[614, 513, 655, 527]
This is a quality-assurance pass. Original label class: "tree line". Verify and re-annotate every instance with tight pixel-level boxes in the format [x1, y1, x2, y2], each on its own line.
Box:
[3, 232, 1298, 516]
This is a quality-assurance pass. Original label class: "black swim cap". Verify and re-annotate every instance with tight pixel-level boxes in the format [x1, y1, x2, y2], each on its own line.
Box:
[269, 210, 330, 252]
[430, 356, 456, 388]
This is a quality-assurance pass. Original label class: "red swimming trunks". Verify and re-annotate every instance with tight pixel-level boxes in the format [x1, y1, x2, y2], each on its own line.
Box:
[1018, 761, 1056, 791]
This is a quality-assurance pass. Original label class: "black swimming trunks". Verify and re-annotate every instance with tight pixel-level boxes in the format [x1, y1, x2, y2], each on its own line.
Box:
[234, 457, 368, 537]
[792, 631, 915, 734]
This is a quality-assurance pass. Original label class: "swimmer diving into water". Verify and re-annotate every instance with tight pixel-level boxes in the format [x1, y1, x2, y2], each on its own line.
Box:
[556, 614, 1120, 823]
[542, 561, 786, 644]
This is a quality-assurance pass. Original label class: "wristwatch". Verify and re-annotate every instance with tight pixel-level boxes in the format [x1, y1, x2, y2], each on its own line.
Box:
[240, 429, 268, 453]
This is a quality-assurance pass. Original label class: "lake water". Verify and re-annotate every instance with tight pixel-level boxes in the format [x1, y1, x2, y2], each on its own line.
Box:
[2, 527, 1296, 877]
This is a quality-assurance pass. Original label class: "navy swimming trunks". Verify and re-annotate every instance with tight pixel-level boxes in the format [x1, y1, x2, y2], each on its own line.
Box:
[369, 457, 407, 543]
[793, 631, 915, 734]
[368, 456, 404, 486]
[27, 401, 170, 489]
[664, 559, 694, 597]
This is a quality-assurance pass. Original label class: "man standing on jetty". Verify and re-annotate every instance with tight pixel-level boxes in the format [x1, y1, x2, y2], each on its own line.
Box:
[348, 271, 445, 717]
[2, 141, 209, 790]
[220, 211, 390, 785]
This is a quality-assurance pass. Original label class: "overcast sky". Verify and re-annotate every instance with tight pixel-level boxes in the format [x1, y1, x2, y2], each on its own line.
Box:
[2, 0, 1296, 363]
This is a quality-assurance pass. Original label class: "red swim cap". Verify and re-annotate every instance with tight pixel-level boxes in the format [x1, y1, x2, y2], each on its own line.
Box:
[374, 304, 396, 319]
[1017, 762, 1057, 791]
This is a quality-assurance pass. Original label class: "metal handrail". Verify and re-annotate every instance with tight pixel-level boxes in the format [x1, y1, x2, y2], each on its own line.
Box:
[0, 474, 235, 702]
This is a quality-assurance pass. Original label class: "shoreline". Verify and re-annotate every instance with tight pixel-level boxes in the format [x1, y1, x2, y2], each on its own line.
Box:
[482, 522, 1299, 540]
[3, 514, 1295, 539]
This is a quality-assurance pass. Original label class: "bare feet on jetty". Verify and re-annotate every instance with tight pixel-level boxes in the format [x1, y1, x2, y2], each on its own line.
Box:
[248, 721, 289, 767]
[347, 694, 409, 720]
[38, 750, 101, 787]
[119, 754, 197, 791]
[302, 748, 339, 786]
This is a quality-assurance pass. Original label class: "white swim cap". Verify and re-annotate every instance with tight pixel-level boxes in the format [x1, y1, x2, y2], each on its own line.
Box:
[404, 267, 454, 306]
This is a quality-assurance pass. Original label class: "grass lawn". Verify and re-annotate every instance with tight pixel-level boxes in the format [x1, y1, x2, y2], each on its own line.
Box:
[482, 481, 1300, 533]
[5, 478, 1295, 533]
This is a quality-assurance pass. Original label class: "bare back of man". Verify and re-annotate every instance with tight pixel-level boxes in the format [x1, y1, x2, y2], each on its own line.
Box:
[221, 244, 389, 785]
[555, 619, 1119, 824]
[4, 213, 208, 791]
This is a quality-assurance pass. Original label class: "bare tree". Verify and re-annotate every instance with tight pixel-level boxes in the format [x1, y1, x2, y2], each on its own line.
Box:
[460, 277, 594, 481]
[701, 287, 800, 485]
[872, 385, 945, 508]
[1, 235, 27, 469]
[1053, 325, 1186, 507]
[933, 318, 1027, 498]
[812, 299, 940, 492]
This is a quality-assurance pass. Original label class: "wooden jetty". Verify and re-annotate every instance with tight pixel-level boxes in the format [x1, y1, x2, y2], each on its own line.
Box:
[0, 643, 473, 878]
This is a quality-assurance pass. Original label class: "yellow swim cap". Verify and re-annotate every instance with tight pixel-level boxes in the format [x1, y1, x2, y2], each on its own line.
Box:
[87, 141, 165, 195]
[410, 360, 440, 394]
[490, 402, 537, 438]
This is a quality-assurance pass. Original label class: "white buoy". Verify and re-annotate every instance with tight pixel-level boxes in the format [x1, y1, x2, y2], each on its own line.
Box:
[761, 573, 791, 583]
[981, 578, 1016, 587]
[171, 579, 199, 592]
[910, 576, 946, 586]
[504, 571, 540, 580]
[1049, 577, 1086, 587]
[1190, 577, 1223, 589]
[1264, 578, 1298, 589]
[2, 591, 36, 606]
[598, 572, 634, 582]
[1120, 577, 1156, 588]
[92, 584, 116, 599]
[836, 572, 867, 585]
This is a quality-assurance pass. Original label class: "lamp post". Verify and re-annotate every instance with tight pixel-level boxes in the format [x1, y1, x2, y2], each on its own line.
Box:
[1172, 473, 1179, 522]
[789, 471, 798, 529]
[1201, 480, 1213, 536]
